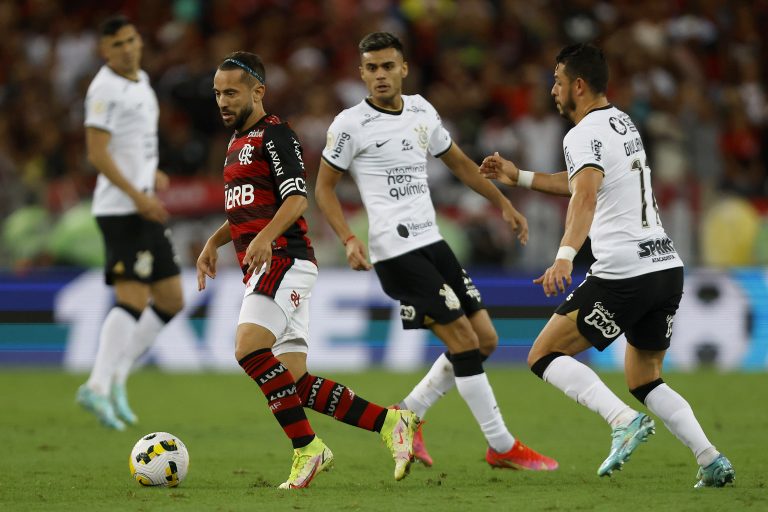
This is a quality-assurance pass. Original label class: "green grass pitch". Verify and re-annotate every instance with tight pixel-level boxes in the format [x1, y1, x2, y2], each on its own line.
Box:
[0, 368, 764, 511]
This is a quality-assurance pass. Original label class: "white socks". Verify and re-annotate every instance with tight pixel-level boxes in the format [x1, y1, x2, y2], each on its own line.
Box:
[455, 373, 515, 453]
[644, 383, 718, 467]
[86, 307, 138, 395]
[542, 355, 637, 427]
[402, 353, 456, 417]
[114, 306, 167, 387]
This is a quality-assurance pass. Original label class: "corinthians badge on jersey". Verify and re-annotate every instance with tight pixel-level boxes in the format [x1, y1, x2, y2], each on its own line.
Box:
[414, 124, 429, 150]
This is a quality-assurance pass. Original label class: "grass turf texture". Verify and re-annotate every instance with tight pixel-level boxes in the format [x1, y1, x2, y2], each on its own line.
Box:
[0, 368, 764, 511]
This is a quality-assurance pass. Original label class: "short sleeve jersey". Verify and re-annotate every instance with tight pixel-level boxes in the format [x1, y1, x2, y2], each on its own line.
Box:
[84, 65, 159, 216]
[563, 105, 683, 279]
[321, 95, 452, 263]
[223, 115, 314, 282]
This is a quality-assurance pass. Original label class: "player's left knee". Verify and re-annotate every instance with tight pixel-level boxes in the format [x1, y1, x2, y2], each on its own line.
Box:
[629, 378, 665, 405]
[529, 352, 567, 379]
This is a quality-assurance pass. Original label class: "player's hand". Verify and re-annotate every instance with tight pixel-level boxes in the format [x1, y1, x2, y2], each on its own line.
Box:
[135, 193, 169, 224]
[480, 152, 519, 187]
[345, 236, 372, 271]
[502, 204, 529, 246]
[533, 258, 573, 297]
[243, 234, 273, 276]
[155, 170, 170, 191]
[196, 241, 219, 291]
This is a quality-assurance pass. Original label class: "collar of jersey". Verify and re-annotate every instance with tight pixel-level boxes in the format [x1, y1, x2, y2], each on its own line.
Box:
[105, 64, 141, 83]
[236, 114, 271, 138]
[584, 103, 613, 119]
[365, 98, 403, 115]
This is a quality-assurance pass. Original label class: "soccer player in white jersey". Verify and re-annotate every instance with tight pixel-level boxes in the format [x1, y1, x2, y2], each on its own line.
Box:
[76, 16, 184, 430]
[480, 43, 734, 488]
[315, 32, 558, 471]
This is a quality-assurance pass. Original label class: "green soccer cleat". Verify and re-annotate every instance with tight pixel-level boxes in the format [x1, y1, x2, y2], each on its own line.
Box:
[278, 437, 333, 489]
[381, 409, 420, 481]
[694, 454, 735, 488]
[597, 412, 655, 477]
[111, 384, 138, 425]
[76, 384, 125, 431]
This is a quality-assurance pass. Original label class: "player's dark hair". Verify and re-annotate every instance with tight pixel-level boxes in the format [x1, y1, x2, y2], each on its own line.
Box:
[218, 51, 266, 86]
[99, 15, 132, 37]
[358, 32, 404, 56]
[555, 43, 608, 95]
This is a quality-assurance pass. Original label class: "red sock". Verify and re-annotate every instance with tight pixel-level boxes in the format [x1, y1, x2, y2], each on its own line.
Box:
[296, 373, 388, 432]
[239, 349, 315, 448]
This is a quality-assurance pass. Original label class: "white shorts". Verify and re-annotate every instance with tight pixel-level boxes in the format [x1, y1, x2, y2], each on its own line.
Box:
[237, 258, 317, 356]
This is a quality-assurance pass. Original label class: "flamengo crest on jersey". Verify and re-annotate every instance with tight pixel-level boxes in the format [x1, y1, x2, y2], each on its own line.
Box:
[563, 105, 683, 279]
[223, 115, 314, 282]
[321, 95, 452, 263]
[85, 66, 159, 216]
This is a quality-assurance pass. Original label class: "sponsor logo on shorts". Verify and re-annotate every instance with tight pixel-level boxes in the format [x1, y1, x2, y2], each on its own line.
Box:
[290, 290, 301, 307]
[462, 271, 482, 302]
[400, 305, 416, 321]
[439, 284, 461, 311]
[584, 301, 620, 338]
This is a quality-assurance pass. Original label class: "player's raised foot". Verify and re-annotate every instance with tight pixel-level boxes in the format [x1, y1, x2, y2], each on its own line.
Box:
[76, 384, 125, 431]
[486, 439, 559, 470]
[111, 383, 138, 425]
[278, 437, 334, 489]
[694, 454, 735, 489]
[597, 412, 655, 477]
[390, 405, 432, 466]
[381, 409, 420, 480]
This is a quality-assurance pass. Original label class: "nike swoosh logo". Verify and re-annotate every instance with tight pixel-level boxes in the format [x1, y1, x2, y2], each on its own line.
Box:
[375, 139, 391, 148]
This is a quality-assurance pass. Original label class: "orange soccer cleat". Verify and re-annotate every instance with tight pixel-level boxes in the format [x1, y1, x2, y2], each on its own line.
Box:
[486, 439, 559, 471]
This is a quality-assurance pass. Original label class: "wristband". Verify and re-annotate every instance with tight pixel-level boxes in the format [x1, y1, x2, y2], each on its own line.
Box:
[556, 245, 577, 262]
[343, 235, 356, 246]
[517, 170, 534, 189]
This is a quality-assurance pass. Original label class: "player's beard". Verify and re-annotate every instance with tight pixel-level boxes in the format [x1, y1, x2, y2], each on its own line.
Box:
[230, 103, 254, 131]
[557, 88, 577, 123]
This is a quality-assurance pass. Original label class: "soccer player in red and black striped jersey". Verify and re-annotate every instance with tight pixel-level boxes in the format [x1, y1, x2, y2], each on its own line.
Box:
[196, 51, 420, 489]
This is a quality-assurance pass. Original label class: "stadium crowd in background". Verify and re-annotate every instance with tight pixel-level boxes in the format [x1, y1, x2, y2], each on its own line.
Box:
[0, 0, 766, 270]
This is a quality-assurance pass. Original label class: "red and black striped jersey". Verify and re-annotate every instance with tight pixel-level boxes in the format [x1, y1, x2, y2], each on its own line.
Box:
[223, 114, 315, 281]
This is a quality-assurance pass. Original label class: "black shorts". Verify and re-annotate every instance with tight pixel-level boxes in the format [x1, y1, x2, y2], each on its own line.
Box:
[555, 267, 684, 352]
[373, 240, 485, 329]
[96, 214, 181, 286]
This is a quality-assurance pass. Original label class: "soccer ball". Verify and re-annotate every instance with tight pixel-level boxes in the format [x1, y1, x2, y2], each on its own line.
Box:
[129, 432, 189, 487]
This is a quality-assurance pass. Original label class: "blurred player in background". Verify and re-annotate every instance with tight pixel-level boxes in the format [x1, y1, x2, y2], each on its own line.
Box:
[196, 51, 419, 489]
[77, 15, 183, 431]
[315, 32, 558, 471]
[481, 43, 734, 488]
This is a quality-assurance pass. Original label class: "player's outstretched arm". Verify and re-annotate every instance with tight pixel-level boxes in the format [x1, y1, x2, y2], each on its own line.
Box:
[315, 160, 372, 270]
[480, 152, 571, 197]
[533, 168, 601, 297]
[196, 220, 231, 291]
[440, 144, 528, 245]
